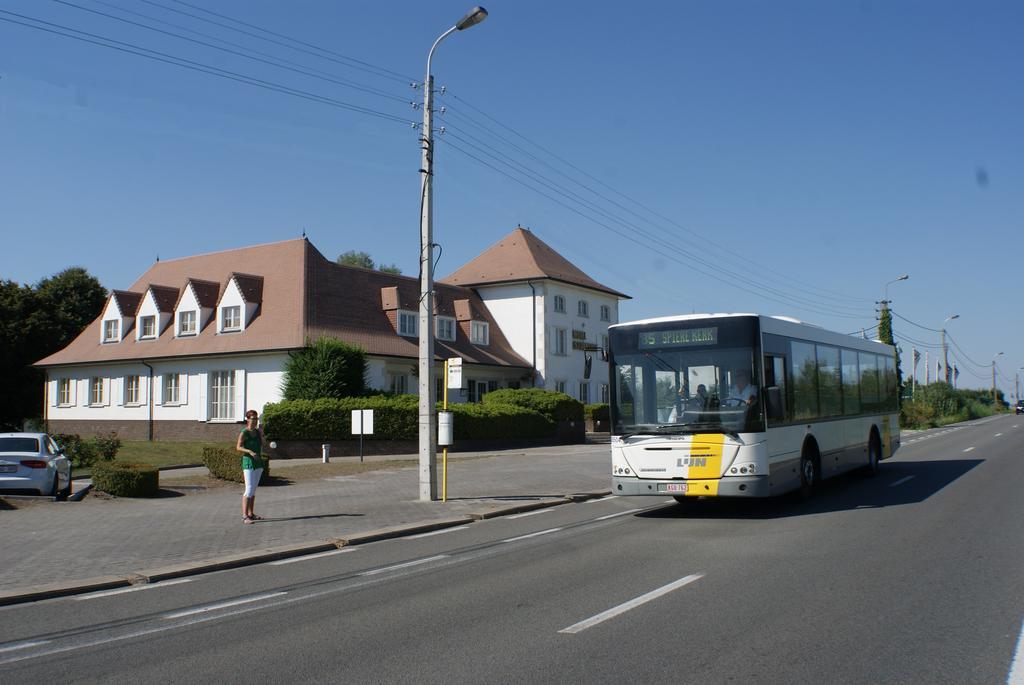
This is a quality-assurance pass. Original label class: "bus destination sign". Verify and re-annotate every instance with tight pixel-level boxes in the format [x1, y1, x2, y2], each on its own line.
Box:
[639, 327, 718, 348]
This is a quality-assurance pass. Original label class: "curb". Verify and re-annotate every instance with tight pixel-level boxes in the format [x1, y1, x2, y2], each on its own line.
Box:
[0, 489, 611, 607]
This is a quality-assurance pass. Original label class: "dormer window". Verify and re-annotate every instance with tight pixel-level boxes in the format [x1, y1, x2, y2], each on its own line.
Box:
[553, 295, 565, 313]
[398, 310, 417, 337]
[178, 310, 197, 336]
[140, 316, 156, 339]
[221, 306, 241, 332]
[103, 320, 119, 343]
[471, 321, 489, 345]
[436, 316, 455, 341]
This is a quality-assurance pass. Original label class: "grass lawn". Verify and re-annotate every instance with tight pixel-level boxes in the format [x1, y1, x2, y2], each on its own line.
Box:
[74, 440, 227, 476]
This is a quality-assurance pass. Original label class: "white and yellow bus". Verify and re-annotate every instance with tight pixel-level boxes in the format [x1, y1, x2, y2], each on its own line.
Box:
[609, 314, 900, 500]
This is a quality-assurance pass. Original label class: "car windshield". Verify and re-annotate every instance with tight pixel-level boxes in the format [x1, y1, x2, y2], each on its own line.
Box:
[612, 346, 764, 435]
[0, 437, 40, 452]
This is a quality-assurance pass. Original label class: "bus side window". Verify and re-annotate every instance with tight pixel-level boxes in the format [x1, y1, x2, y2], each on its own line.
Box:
[764, 355, 788, 424]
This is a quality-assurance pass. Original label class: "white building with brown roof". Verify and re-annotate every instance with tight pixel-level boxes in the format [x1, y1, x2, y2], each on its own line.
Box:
[36, 229, 628, 440]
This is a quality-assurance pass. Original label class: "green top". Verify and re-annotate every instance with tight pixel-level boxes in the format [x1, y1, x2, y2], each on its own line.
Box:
[239, 428, 266, 471]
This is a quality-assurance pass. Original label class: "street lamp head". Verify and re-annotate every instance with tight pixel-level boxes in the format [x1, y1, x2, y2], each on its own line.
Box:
[945, 314, 959, 324]
[896, 274, 909, 282]
[456, 6, 488, 30]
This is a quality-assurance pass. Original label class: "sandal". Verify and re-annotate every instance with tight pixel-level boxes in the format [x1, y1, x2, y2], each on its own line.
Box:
[251, 514, 265, 520]
[243, 516, 254, 524]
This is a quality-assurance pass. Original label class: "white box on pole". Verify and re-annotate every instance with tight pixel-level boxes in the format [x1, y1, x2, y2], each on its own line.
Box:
[438, 411, 454, 446]
[447, 357, 463, 389]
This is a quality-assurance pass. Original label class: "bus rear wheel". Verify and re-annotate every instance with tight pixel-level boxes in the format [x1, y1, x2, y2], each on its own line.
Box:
[863, 434, 881, 477]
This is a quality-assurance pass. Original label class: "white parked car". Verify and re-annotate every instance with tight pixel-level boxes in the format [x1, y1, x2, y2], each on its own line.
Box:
[0, 433, 72, 499]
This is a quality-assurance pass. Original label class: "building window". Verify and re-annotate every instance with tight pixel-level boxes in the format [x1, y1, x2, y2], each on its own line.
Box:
[209, 371, 235, 420]
[554, 380, 566, 394]
[600, 383, 609, 403]
[389, 373, 408, 394]
[471, 321, 489, 345]
[552, 327, 567, 356]
[139, 316, 156, 339]
[89, 377, 105, 406]
[103, 320, 119, 343]
[58, 379, 72, 405]
[468, 379, 494, 403]
[398, 311, 417, 337]
[579, 382, 590, 403]
[124, 375, 140, 405]
[221, 306, 241, 332]
[600, 305, 611, 322]
[164, 373, 180, 404]
[577, 300, 589, 318]
[179, 310, 197, 336]
[553, 295, 565, 313]
[436, 316, 455, 341]
[601, 334, 609, 351]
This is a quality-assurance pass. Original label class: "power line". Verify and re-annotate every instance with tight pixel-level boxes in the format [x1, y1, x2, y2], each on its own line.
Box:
[53, 0, 411, 104]
[138, 0, 416, 84]
[0, 10, 415, 126]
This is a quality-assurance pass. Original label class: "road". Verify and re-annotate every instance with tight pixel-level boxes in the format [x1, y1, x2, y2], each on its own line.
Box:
[2, 415, 1023, 684]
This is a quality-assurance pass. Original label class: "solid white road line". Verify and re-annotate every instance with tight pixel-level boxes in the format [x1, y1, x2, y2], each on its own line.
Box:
[963, 447, 975, 453]
[360, 555, 448, 576]
[1007, 616, 1024, 685]
[0, 640, 51, 654]
[404, 525, 471, 539]
[507, 508, 554, 520]
[594, 508, 643, 521]
[74, 578, 192, 600]
[996, 433, 1003, 437]
[559, 574, 704, 634]
[501, 527, 563, 543]
[268, 549, 355, 565]
[584, 495, 619, 504]
[889, 476, 915, 488]
[162, 592, 287, 620]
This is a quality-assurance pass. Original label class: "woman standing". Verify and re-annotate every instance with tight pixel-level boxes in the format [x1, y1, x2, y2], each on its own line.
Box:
[236, 409, 267, 523]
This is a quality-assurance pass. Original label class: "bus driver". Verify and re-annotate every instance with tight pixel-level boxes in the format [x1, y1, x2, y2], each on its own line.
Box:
[729, 369, 758, 405]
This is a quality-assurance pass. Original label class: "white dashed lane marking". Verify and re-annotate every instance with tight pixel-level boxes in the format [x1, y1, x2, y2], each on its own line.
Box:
[963, 447, 975, 453]
[559, 574, 704, 634]
[889, 476, 915, 488]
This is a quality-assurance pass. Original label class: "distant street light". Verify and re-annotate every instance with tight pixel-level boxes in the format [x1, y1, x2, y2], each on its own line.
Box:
[883, 274, 909, 304]
[417, 7, 488, 502]
[992, 351, 1004, 403]
[941, 314, 959, 384]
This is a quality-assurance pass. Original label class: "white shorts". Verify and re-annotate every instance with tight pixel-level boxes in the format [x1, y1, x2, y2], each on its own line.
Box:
[243, 468, 263, 497]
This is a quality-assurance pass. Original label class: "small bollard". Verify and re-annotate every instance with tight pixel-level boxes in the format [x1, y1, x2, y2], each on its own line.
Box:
[322, 443, 330, 464]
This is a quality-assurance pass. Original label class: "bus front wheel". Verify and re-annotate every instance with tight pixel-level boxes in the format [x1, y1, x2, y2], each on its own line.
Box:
[799, 450, 818, 500]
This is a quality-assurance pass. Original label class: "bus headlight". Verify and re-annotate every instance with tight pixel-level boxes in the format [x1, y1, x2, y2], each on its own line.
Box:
[728, 463, 757, 476]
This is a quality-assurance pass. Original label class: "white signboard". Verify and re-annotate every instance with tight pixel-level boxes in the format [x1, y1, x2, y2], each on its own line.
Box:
[447, 357, 463, 389]
[351, 409, 374, 435]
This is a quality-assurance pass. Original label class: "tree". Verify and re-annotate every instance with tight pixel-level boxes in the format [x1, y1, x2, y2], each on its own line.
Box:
[282, 337, 368, 400]
[878, 305, 905, 400]
[0, 268, 106, 428]
[336, 251, 402, 275]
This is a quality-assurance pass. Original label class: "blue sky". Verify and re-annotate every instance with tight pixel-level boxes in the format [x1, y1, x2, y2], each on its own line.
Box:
[1, 1, 1021, 396]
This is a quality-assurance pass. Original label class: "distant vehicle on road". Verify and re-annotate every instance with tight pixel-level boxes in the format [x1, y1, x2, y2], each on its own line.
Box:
[1016, 400, 1023, 415]
[607, 314, 900, 501]
[0, 433, 72, 499]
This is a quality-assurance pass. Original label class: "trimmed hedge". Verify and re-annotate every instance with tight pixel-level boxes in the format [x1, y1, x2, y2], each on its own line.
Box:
[262, 395, 419, 441]
[203, 447, 271, 484]
[482, 388, 584, 422]
[91, 461, 158, 497]
[445, 403, 552, 440]
[584, 403, 609, 423]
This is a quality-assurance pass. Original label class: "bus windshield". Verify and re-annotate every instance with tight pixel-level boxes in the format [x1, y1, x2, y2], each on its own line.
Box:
[611, 346, 764, 435]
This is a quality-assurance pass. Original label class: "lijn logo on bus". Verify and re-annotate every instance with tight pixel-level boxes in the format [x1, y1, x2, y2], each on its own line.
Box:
[677, 457, 709, 467]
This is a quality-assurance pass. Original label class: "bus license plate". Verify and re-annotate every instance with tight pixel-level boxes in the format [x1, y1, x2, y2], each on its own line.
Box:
[664, 483, 687, 493]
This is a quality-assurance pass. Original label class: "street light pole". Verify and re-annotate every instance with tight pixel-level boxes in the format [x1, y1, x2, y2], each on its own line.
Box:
[417, 7, 488, 502]
[941, 314, 959, 384]
[992, 351, 1004, 404]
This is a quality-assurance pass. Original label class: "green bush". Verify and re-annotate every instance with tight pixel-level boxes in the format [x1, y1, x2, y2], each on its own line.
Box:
[584, 403, 609, 422]
[262, 395, 419, 441]
[91, 461, 159, 497]
[202, 447, 271, 484]
[92, 431, 122, 460]
[446, 403, 552, 440]
[482, 388, 584, 422]
[53, 433, 99, 468]
[282, 337, 368, 400]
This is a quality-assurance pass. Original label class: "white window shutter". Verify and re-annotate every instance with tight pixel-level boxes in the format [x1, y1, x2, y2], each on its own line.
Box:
[154, 375, 163, 406]
[234, 369, 247, 421]
[197, 372, 208, 421]
[71, 379, 78, 407]
[139, 376, 148, 407]
[104, 378, 111, 407]
[181, 373, 189, 403]
[50, 381, 58, 407]
[114, 377, 124, 406]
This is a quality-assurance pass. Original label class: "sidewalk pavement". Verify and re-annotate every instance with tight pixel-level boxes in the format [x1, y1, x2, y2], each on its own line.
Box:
[0, 443, 611, 605]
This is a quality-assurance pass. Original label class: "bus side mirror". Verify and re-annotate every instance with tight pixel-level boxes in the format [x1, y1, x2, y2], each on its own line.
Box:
[765, 386, 784, 420]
